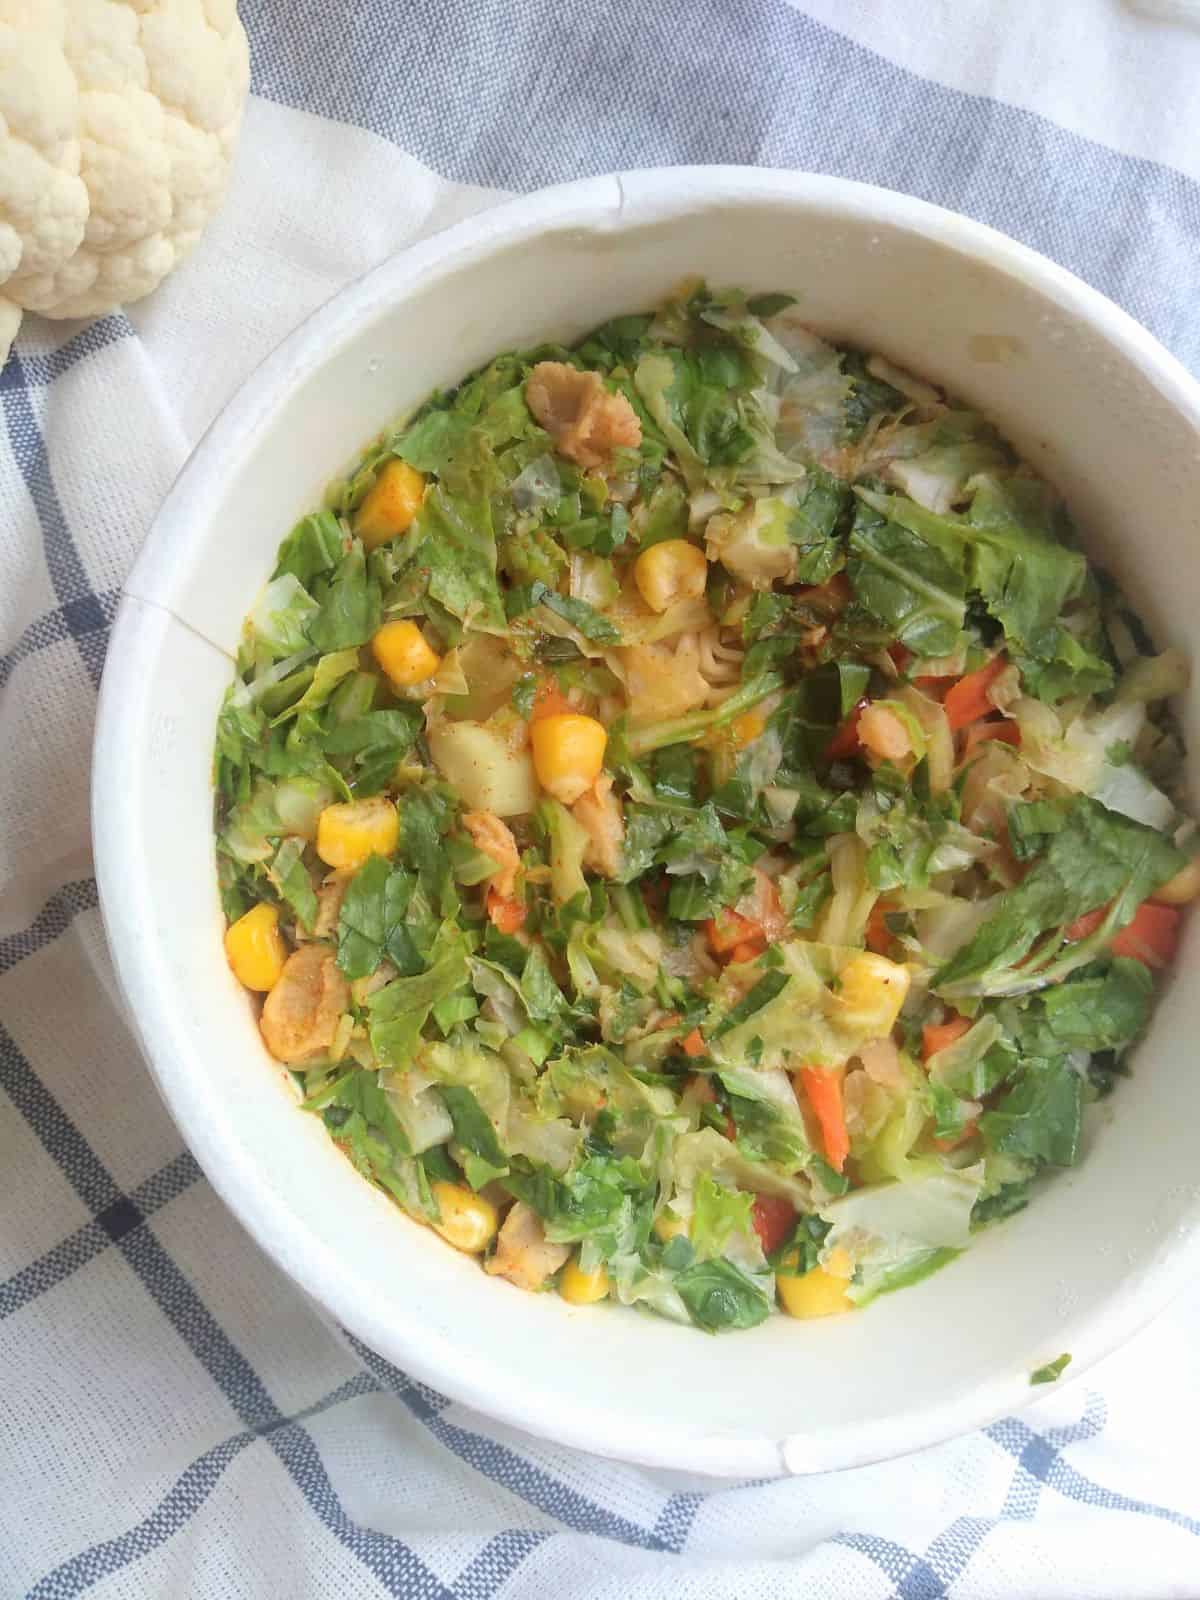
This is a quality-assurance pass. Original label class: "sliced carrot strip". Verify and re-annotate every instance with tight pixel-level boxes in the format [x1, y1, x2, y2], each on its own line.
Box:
[1065, 900, 1180, 968]
[705, 908, 762, 955]
[485, 885, 526, 933]
[1064, 906, 1106, 942]
[865, 899, 892, 956]
[922, 1014, 972, 1061]
[944, 657, 1008, 732]
[797, 1066, 850, 1174]
[1111, 902, 1180, 968]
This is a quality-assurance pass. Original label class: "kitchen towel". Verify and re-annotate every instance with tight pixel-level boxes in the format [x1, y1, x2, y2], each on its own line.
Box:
[4, 3, 1200, 1595]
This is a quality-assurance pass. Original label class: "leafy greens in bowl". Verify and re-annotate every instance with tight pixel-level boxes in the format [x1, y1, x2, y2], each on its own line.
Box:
[214, 282, 1195, 1336]
[94, 170, 1200, 1473]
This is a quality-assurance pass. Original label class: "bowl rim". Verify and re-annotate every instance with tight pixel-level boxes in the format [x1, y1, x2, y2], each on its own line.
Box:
[93, 165, 1200, 1477]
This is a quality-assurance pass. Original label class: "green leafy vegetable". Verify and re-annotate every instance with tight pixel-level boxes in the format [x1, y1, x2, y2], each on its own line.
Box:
[268, 838, 319, 933]
[440, 1083, 508, 1172]
[308, 542, 381, 653]
[305, 1069, 428, 1214]
[788, 466, 849, 584]
[413, 435, 506, 629]
[393, 410, 472, 474]
[325, 707, 422, 794]
[674, 1258, 772, 1332]
[847, 498, 965, 656]
[979, 1061, 1082, 1168]
[275, 511, 344, 586]
[217, 280, 1195, 1335]
[511, 579, 622, 643]
[935, 799, 1185, 997]
[710, 971, 789, 1039]
[336, 856, 420, 979]
[1002, 959, 1152, 1058]
[249, 575, 319, 657]
[367, 932, 471, 1066]
[689, 1173, 756, 1261]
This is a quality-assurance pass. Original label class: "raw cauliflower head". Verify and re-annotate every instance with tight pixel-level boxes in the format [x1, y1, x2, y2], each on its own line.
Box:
[0, 0, 249, 361]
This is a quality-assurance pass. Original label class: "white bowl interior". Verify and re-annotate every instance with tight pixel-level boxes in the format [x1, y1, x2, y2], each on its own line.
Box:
[95, 169, 1200, 1477]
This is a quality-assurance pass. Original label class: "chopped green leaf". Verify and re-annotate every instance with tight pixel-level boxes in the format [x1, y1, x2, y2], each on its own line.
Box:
[308, 542, 381, 653]
[935, 799, 1185, 997]
[393, 410, 471, 474]
[675, 1258, 772, 1332]
[336, 856, 420, 979]
[440, 1083, 508, 1171]
[848, 497, 966, 656]
[275, 511, 345, 586]
[979, 1060, 1082, 1169]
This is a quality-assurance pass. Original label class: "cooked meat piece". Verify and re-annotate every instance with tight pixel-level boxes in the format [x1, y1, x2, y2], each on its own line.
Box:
[312, 870, 353, 939]
[483, 1201, 570, 1291]
[572, 775, 624, 877]
[526, 361, 642, 469]
[462, 809, 522, 898]
[259, 944, 349, 1061]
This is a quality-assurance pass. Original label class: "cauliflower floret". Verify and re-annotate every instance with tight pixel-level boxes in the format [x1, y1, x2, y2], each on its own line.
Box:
[705, 497, 797, 589]
[462, 808, 521, 898]
[572, 774, 624, 878]
[483, 1201, 570, 1292]
[525, 361, 642, 469]
[0, 7, 89, 324]
[0, 0, 250, 358]
[259, 944, 349, 1063]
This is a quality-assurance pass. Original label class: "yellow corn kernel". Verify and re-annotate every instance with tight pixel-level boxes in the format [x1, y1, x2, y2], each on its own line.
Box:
[372, 619, 441, 689]
[224, 902, 288, 992]
[560, 1257, 610, 1305]
[530, 713, 607, 805]
[430, 1181, 498, 1254]
[731, 710, 767, 749]
[633, 538, 709, 614]
[837, 951, 911, 1035]
[653, 1210, 688, 1243]
[1153, 855, 1200, 905]
[315, 797, 400, 870]
[354, 459, 426, 549]
[777, 1265, 854, 1319]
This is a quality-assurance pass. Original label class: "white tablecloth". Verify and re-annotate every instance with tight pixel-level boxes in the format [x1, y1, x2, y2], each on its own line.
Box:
[4, 3, 1200, 1595]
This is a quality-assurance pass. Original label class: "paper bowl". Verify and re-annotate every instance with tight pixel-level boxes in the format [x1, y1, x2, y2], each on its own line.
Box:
[92, 168, 1200, 1477]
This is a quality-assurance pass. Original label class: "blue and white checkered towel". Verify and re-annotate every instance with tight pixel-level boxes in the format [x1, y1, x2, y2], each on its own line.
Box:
[5, 4, 1200, 1595]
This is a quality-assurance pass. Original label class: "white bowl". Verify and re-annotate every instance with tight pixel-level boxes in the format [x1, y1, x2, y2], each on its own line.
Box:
[93, 167, 1200, 1478]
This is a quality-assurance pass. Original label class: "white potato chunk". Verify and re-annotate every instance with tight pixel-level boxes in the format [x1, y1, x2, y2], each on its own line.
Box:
[428, 721, 538, 816]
